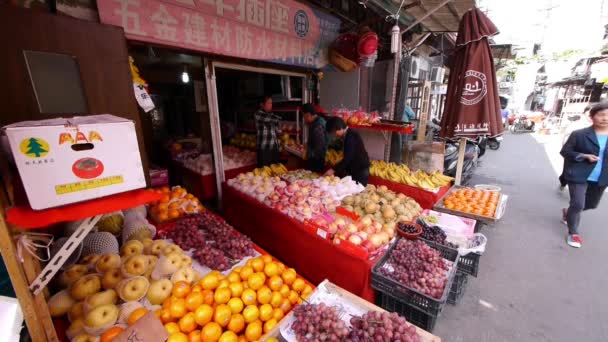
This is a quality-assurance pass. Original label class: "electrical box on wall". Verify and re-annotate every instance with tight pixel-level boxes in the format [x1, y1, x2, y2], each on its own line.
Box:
[431, 67, 445, 83]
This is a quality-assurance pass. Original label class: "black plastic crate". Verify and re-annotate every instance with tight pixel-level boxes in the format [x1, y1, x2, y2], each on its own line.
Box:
[458, 252, 481, 277]
[371, 237, 459, 317]
[375, 290, 438, 332]
[447, 271, 468, 305]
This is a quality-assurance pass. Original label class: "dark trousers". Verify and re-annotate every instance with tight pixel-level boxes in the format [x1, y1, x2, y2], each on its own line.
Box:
[351, 168, 370, 186]
[566, 181, 606, 234]
[308, 157, 325, 173]
[257, 147, 279, 167]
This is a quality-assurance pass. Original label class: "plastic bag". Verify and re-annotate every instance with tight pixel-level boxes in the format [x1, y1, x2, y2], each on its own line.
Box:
[446, 233, 487, 256]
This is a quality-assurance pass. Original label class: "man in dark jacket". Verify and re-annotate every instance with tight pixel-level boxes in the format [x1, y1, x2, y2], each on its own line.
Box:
[254, 95, 281, 167]
[302, 103, 327, 173]
[325, 117, 370, 185]
[560, 102, 608, 248]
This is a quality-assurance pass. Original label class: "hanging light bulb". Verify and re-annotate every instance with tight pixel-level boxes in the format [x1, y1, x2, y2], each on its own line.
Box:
[390, 24, 401, 54]
[181, 65, 190, 83]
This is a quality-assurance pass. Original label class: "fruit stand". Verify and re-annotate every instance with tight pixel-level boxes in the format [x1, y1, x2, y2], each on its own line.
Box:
[368, 176, 452, 210]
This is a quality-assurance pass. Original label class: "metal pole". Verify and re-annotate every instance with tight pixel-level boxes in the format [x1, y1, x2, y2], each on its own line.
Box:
[385, 38, 402, 162]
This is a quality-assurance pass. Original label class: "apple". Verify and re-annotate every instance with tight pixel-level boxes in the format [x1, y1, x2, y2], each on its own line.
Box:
[151, 252, 182, 280]
[120, 240, 144, 257]
[84, 289, 117, 313]
[143, 255, 159, 278]
[348, 234, 363, 245]
[364, 226, 376, 235]
[378, 232, 390, 244]
[66, 319, 86, 340]
[180, 255, 192, 268]
[141, 238, 154, 252]
[117, 276, 149, 302]
[59, 264, 88, 287]
[148, 240, 167, 256]
[68, 301, 85, 322]
[162, 244, 183, 256]
[48, 289, 75, 317]
[80, 254, 100, 270]
[370, 234, 384, 248]
[358, 231, 369, 240]
[84, 303, 118, 329]
[171, 267, 198, 284]
[101, 268, 123, 290]
[95, 253, 121, 273]
[70, 274, 102, 301]
[122, 255, 148, 277]
[146, 279, 173, 305]
[361, 240, 375, 252]
[346, 223, 358, 234]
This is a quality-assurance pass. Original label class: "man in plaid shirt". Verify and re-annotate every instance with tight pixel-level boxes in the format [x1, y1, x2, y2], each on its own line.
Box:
[254, 95, 281, 166]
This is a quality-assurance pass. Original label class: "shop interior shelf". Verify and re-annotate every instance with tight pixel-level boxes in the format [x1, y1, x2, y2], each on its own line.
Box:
[6, 189, 163, 229]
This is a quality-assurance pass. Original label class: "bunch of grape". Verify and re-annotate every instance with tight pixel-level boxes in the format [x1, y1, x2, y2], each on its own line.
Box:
[192, 246, 232, 271]
[397, 222, 420, 234]
[420, 224, 448, 245]
[215, 235, 254, 260]
[291, 303, 349, 342]
[165, 218, 206, 250]
[381, 239, 451, 299]
[349, 311, 420, 342]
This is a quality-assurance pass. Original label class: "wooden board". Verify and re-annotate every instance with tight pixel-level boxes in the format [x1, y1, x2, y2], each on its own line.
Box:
[263, 280, 441, 342]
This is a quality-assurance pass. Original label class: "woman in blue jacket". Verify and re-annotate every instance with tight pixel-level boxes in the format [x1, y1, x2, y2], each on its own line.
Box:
[560, 103, 608, 248]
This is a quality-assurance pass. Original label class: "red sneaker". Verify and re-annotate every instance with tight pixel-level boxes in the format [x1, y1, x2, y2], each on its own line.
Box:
[567, 234, 582, 248]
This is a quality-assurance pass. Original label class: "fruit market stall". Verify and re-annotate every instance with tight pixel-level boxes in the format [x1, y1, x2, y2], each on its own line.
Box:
[432, 186, 508, 224]
[368, 161, 454, 210]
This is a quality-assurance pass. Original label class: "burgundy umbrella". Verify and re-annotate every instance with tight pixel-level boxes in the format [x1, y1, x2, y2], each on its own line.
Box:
[440, 8, 503, 138]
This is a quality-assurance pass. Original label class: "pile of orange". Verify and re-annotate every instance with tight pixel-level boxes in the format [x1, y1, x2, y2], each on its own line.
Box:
[443, 188, 499, 217]
[99, 308, 149, 342]
[150, 186, 204, 223]
[156, 255, 314, 342]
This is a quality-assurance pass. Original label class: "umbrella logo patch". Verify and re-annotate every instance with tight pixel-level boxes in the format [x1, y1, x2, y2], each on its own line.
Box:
[460, 70, 487, 105]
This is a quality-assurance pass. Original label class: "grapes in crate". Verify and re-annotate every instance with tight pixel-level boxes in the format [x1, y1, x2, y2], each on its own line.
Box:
[381, 239, 451, 299]
[291, 303, 349, 342]
[165, 216, 206, 250]
[349, 311, 420, 342]
[192, 246, 232, 271]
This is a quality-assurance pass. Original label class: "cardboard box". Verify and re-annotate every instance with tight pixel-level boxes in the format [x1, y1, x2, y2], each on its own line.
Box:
[3, 114, 146, 210]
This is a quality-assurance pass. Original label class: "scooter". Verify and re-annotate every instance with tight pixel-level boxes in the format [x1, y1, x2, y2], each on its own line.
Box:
[427, 120, 480, 183]
[487, 136, 502, 150]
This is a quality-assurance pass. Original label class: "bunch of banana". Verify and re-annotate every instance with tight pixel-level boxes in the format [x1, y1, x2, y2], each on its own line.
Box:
[325, 149, 344, 166]
[252, 163, 288, 177]
[369, 160, 454, 190]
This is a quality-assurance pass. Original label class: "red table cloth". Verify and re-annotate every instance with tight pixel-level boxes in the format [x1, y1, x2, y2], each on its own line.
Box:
[179, 164, 257, 200]
[222, 184, 378, 302]
[368, 176, 451, 209]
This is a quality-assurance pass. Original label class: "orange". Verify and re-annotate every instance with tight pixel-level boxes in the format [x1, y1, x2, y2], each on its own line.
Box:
[100, 327, 124, 342]
[267, 275, 283, 291]
[192, 285, 203, 293]
[247, 272, 266, 291]
[232, 266, 243, 273]
[261, 255, 273, 264]
[269, 291, 283, 308]
[194, 304, 214, 326]
[213, 304, 232, 327]
[278, 284, 290, 298]
[158, 212, 169, 222]
[173, 281, 192, 298]
[250, 258, 265, 272]
[160, 308, 176, 324]
[227, 313, 245, 334]
[179, 312, 198, 334]
[185, 292, 205, 312]
[264, 318, 278, 333]
[168, 332, 189, 342]
[228, 282, 244, 298]
[188, 330, 202, 342]
[155, 309, 163, 319]
[218, 331, 239, 342]
[256, 286, 272, 304]
[281, 268, 296, 285]
[258, 304, 273, 322]
[217, 279, 230, 289]
[214, 287, 232, 304]
[239, 266, 254, 281]
[302, 285, 313, 298]
[227, 272, 241, 283]
[128, 307, 149, 326]
[276, 262, 286, 274]
[200, 273, 220, 290]
[244, 321, 263, 341]
[242, 305, 259, 323]
[169, 202, 181, 210]
[288, 290, 299, 305]
[165, 322, 181, 334]
[201, 322, 222, 342]
[263, 262, 279, 277]
[241, 289, 257, 306]
[201, 290, 215, 305]
[169, 209, 181, 219]
[292, 279, 305, 293]
[169, 298, 187, 319]
[227, 297, 244, 314]
[272, 308, 284, 321]
[279, 298, 292, 312]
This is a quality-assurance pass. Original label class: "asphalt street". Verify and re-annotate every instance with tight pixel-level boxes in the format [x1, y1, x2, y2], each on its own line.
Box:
[434, 133, 608, 342]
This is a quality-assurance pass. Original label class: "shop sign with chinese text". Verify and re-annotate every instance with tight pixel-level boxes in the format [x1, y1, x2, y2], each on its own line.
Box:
[98, 0, 341, 68]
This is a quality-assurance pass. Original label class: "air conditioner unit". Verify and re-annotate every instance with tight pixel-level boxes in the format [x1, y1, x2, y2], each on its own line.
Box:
[409, 57, 420, 79]
[430, 67, 445, 83]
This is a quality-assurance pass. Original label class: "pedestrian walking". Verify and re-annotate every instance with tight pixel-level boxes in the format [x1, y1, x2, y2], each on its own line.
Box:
[560, 102, 608, 248]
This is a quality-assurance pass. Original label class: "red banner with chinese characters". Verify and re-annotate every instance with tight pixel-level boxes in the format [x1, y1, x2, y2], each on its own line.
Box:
[98, 0, 340, 68]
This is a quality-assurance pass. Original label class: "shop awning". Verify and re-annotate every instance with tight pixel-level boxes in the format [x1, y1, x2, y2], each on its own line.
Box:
[491, 44, 517, 60]
[393, 0, 476, 32]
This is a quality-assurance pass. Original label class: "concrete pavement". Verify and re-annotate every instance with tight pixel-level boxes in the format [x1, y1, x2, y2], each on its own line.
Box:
[434, 133, 608, 342]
